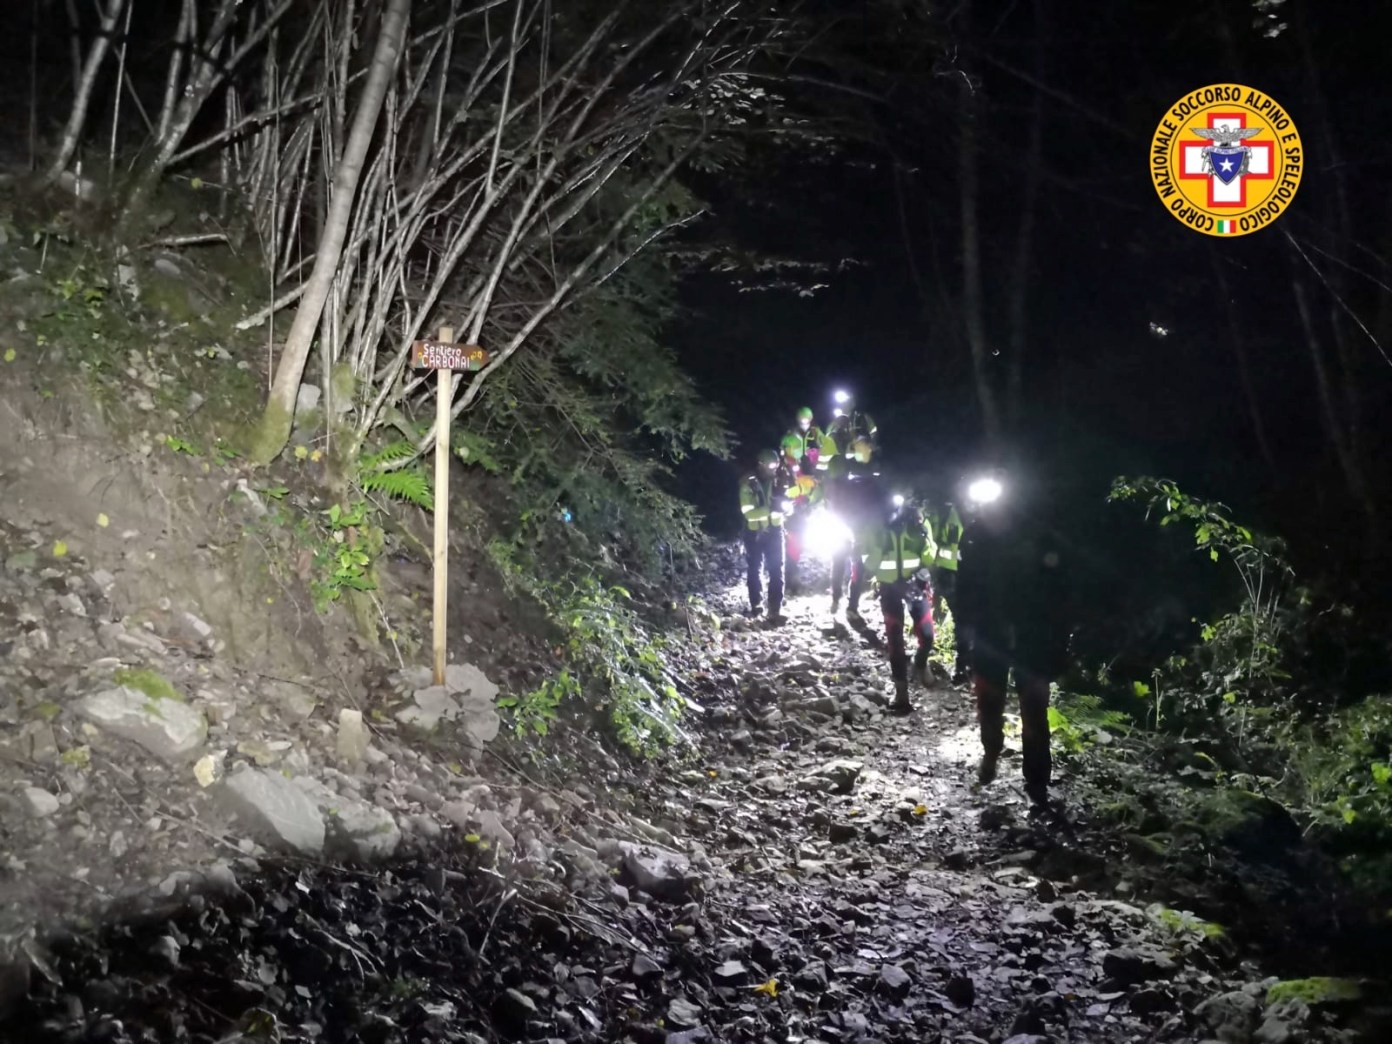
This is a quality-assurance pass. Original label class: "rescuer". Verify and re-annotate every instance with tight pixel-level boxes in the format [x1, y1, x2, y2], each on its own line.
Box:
[780, 433, 822, 594]
[927, 499, 969, 683]
[825, 437, 880, 615]
[785, 406, 837, 474]
[953, 472, 1071, 805]
[826, 388, 879, 457]
[859, 493, 937, 714]
[738, 449, 791, 623]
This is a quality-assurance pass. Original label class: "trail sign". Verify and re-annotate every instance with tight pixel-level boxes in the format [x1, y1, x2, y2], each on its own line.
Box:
[410, 339, 488, 371]
[416, 328, 490, 686]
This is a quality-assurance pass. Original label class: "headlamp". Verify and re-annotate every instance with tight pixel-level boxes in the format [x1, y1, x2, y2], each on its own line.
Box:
[966, 476, 1003, 505]
[892, 493, 905, 508]
[833, 389, 850, 405]
[805, 506, 854, 560]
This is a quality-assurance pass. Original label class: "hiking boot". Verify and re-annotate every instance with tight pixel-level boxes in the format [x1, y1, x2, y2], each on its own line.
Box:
[913, 649, 930, 686]
[951, 665, 970, 686]
[1025, 779, 1050, 806]
[891, 679, 912, 715]
[977, 750, 999, 785]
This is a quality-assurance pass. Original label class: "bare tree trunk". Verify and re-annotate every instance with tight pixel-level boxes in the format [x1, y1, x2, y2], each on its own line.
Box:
[1004, 0, 1045, 432]
[956, 0, 1000, 446]
[1291, 276, 1374, 521]
[155, 0, 192, 145]
[250, 0, 413, 466]
[45, 0, 128, 183]
[1211, 250, 1277, 478]
[63, 0, 82, 95]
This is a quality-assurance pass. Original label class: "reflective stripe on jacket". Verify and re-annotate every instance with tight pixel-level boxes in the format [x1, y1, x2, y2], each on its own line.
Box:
[740, 475, 784, 531]
[785, 427, 838, 472]
[933, 505, 964, 570]
[862, 520, 937, 584]
[829, 411, 879, 454]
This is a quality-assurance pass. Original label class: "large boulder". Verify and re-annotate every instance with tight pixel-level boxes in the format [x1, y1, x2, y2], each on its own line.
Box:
[397, 663, 500, 745]
[79, 686, 207, 763]
[291, 776, 401, 862]
[221, 767, 325, 855]
[1196, 990, 1262, 1042]
[618, 841, 701, 901]
[798, 759, 863, 795]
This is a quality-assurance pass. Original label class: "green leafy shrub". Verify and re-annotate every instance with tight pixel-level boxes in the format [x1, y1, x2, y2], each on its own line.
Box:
[488, 544, 687, 756]
[1106, 475, 1392, 901]
[1048, 691, 1131, 753]
[1107, 477, 1305, 739]
[311, 501, 381, 612]
[498, 670, 578, 739]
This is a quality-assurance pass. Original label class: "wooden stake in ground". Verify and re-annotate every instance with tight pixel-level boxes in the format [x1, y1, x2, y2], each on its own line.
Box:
[411, 328, 489, 685]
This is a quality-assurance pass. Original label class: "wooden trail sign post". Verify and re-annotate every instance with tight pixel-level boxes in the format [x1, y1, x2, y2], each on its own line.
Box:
[411, 328, 489, 685]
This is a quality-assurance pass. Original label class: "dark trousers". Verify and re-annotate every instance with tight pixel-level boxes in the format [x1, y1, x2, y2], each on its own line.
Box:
[971, 638, 1052, 788]
[743, 527, 785, 614]
[784, 514, 806, 590]
[879, 577, 934, 684]
[831, 552, 865, 609]
[932, 567, 968, 672]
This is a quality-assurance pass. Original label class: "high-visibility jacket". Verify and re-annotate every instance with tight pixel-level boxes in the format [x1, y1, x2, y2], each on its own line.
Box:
[931, 505, 965, 570]
[776, 463, 802, 508]
[791, 472, 823, 510]
[862, 518, 937, 584]
[828, 411, 879, 454]
[739, 474, 786, 531]
[784, 426, 838, 473]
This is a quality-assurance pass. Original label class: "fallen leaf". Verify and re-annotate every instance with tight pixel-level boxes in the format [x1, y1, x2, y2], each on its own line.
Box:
[194, 755, 218, 787]
[96, 513, 109, 528]
[294, 445, 308, 460]
[3, 348, 14, 362]
[752, 978, 778, 997]
[913, 804, 928, 816]
[52, 540, 68, 558]
[309, 449, 324, 462]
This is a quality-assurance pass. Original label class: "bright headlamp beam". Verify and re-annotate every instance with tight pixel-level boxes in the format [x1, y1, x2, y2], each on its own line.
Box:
[833, 389, 850, 404]
[892, 493, 905, 507]
[966, 477, 1003, 505]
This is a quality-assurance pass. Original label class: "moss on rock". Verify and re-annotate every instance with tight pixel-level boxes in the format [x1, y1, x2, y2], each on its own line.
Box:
[245, 398, 295, 465]
[1266, 977, 1361, 1006]
[112, 667, 183, 702]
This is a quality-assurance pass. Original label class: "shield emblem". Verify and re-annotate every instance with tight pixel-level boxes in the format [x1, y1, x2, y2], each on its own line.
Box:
[1209, 145, 1246, 185]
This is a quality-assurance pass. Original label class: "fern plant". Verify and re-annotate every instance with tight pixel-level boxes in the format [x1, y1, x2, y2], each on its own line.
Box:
[358, 440, 433, 509]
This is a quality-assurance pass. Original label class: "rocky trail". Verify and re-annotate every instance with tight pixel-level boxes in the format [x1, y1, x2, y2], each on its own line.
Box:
[0, 542, 1376, 1043]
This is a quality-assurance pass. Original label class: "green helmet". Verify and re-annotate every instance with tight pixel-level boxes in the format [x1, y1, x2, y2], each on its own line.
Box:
[780, 433, 803, 457]
[757, 448, 779, 469]
[796, 406, 814, 429]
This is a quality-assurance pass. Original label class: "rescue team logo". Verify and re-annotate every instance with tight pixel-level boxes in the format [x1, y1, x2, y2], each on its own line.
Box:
[1150, 84, 1302, 237]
